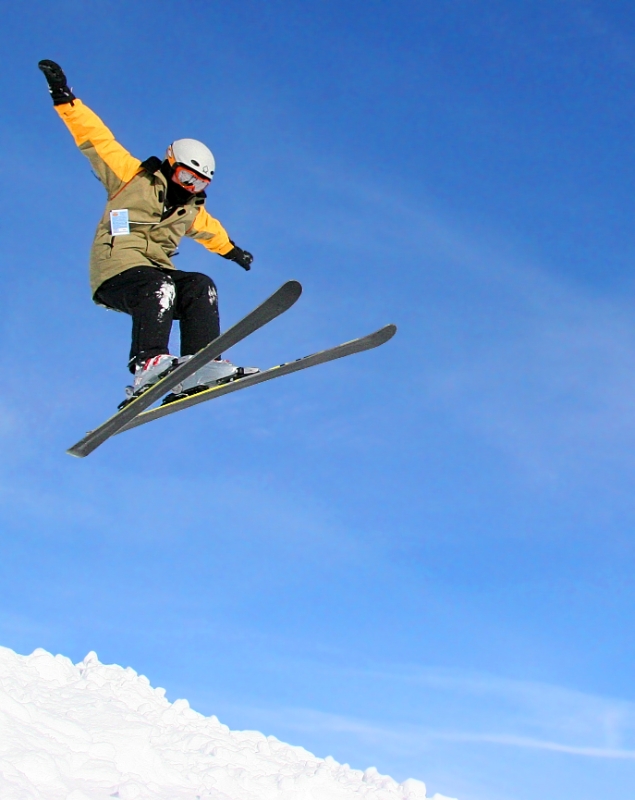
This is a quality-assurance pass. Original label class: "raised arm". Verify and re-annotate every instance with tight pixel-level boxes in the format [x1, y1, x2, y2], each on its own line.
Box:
[38, 60, 141, 197]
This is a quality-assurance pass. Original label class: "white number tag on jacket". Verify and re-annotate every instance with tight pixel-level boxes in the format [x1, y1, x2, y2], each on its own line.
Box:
[110, 209, 130, 236]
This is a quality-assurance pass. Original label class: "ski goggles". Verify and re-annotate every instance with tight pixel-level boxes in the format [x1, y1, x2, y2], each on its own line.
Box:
[172, 165, 211, 194]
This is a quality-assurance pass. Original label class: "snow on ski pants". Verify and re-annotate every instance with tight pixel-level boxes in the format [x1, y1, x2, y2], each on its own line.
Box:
[94, 266, 220, 373]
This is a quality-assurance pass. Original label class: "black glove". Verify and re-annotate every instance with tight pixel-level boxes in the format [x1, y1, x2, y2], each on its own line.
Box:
[222, 244, 253, 271]
[38, 60, 76, 106]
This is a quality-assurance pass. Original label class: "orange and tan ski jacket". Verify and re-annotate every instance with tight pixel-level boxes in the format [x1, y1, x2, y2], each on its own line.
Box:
[54, 99, 234, 295]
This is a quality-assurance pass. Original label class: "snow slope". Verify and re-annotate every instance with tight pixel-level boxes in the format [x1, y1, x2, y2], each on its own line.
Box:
[0, 647, 456, 800]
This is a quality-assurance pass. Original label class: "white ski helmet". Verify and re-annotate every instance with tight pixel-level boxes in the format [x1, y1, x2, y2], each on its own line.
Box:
[166, 138, 215, 179]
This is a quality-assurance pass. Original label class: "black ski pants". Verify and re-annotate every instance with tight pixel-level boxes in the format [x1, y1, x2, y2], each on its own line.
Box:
[94, 266, 220, 373]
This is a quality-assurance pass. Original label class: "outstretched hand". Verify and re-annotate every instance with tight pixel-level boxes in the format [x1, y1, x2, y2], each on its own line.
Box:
[38, 60, 76, 105]
[223, 244, 254, 271]
[38, 60, 67, 87]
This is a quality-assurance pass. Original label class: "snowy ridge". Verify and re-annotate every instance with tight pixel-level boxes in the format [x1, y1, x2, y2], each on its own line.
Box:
[0, 647, 456, 800]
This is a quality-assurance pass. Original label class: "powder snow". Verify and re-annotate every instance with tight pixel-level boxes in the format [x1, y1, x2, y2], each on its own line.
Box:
[0, 646, 456, 800]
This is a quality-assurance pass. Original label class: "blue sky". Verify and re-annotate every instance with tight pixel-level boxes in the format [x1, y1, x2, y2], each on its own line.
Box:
[1, 1, 635, 798]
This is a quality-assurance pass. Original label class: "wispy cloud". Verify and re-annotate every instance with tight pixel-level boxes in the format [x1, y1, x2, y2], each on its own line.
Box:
[271, 156, 635, 487]
[432, 731, 635, 759]
[232, 704, 635, 763]
[213, 661, 635, 763]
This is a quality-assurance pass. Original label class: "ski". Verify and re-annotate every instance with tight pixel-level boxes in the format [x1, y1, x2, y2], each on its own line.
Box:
[117, 324, 397, 435]
[66, 281, 303, 458]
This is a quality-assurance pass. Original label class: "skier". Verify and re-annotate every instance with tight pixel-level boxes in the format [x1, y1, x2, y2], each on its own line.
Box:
[38, 59, 258, 406]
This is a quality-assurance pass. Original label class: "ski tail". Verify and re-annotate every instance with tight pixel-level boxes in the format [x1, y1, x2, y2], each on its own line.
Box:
[66, 280, 303, 458]
[118, 324, 397, 434]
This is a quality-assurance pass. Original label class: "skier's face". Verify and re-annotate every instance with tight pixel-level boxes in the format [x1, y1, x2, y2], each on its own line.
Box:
[171, 165, 210, 194]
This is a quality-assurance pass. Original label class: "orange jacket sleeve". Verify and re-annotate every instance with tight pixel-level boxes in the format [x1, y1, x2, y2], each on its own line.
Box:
[55, 99, 142, 197]
[186, 207, 234, 256]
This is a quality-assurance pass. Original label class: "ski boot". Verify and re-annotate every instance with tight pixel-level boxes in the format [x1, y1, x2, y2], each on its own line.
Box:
[119, 354, 178, 409]
[162, 357, 259, 404]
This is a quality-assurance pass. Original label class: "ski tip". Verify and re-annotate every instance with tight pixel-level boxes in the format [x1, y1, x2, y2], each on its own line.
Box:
[282, 279, 303, 298]
[67, 431, 98, 457]
[66, 448, 86, 458]
[269, 280, 302, 312]
[380, 323, 397, 342]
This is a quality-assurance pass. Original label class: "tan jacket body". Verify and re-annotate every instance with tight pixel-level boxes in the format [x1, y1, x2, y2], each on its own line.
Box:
[55, 100, 234, 295]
